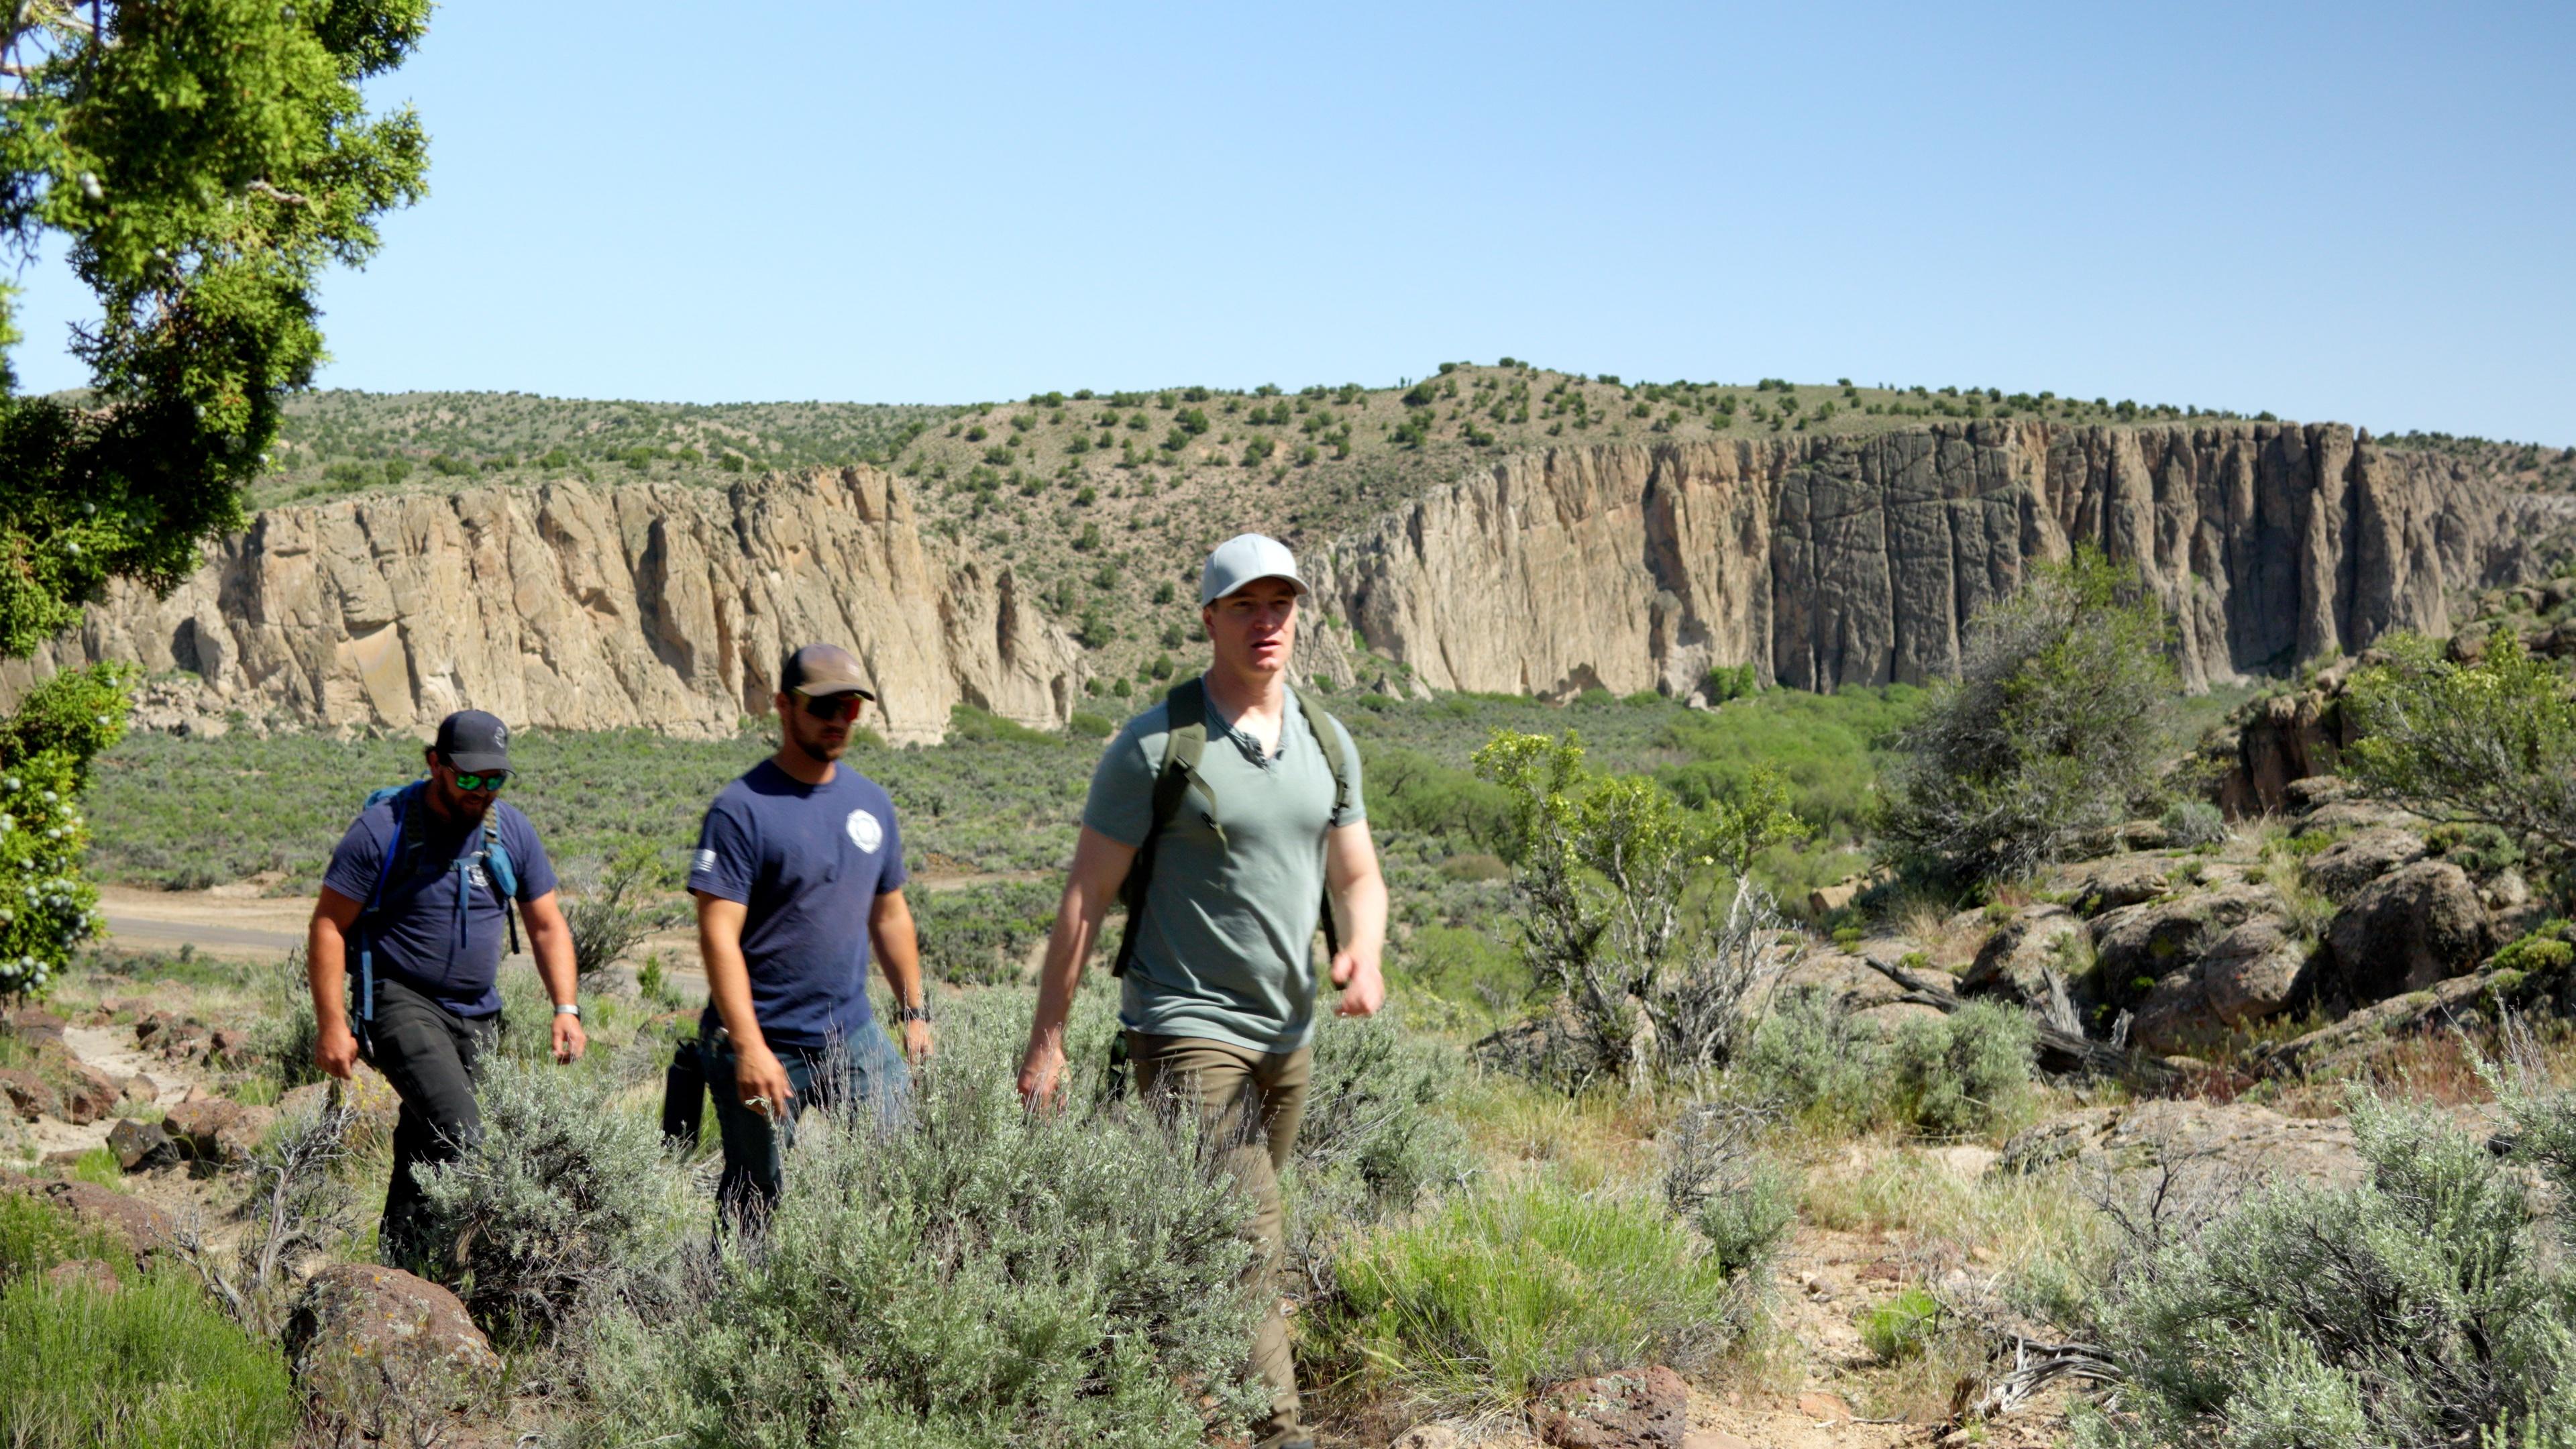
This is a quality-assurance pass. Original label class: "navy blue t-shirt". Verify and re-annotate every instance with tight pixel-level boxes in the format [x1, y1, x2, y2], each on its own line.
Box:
[687, 760, 908, 1050]
[322, 789, 558, 1019]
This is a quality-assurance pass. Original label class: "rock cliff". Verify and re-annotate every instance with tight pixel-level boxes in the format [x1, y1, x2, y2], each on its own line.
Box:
[1308, 422, 2569, 698]
[0, 468, 1083, 745]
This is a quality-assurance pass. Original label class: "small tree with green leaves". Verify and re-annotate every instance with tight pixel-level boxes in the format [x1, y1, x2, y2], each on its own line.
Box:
[1472, 729, 1805, 1088]
[0, 1, 427, 998]
[1880, 547, 2175, 884]
[2343, 626, 2576, 875]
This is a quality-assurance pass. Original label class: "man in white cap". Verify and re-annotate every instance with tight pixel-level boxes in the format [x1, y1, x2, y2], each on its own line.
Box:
[1017, 533, 1388, 1449]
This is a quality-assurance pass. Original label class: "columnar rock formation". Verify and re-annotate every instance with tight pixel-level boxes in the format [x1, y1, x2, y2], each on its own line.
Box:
[0, 468, 1083, 745]
[7, 421, 2559, 741]
[1309, 422, 2563, 699]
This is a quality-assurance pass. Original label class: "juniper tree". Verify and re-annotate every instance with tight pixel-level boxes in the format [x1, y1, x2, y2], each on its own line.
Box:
[0, 0, 429, 994]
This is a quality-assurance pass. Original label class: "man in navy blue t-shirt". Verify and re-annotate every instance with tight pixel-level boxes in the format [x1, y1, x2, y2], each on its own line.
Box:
[306, 710, 584, 1261]
[688, 643, 931, 1222]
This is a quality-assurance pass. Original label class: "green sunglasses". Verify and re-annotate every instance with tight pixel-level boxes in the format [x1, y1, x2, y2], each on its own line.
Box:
[448, 768, 511, 792]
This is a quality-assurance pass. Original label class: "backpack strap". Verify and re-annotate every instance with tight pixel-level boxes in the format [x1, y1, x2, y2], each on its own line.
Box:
[480, 815, 522, 957]
[1111, 678, 1216, 979]
[1289, 688, 1352, 960]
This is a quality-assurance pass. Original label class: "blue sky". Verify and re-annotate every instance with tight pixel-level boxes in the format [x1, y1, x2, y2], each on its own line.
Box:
[9, 1, 2573, 441]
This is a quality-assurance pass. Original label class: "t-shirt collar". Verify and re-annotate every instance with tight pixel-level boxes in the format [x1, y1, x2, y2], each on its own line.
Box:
[1205, 680, 1298, 769]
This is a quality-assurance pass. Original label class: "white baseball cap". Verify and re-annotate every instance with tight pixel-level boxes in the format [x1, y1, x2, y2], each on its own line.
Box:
[1197, 533, 1309, 606]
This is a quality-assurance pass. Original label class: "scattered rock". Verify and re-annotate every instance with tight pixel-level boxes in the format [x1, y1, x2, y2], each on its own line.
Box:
[1796, 1391, 1854, 1422]
[107, 1118, 179, 1172]
[2118, 819, 2170, 851]
[42, 1258, 121, 1295]
[2252, 971, 2498, 1077]
[119, 1073, 158, 1105]
[1847, 1000, 1949, 1036]
[1995, 1099, 2361, 1189]
[0, 1067, 58, 1122]
[2321, 861, 2488, 1003]
[58, 1065, 119, 1126]
[2092, 885, 2282, 986]
[2300, 799, 2416, 834]
[4, 1009, 66, 1044]
[2067, 856, 2170, 916]
[1961, 904, 2084, 1006]
[2283, 775, 2356, 809]
[208, 1028, 254, 1060]
[0, 1174, 176, 1261]
[2301, 826, 2427, 902]
[2198, 918, 2311, 1026]
[1535, 1366, 1688, 1448]
[1392, 1426, 1464, 1449]
[1807, 878, 1862, 916]
[285, 1265, 502, 1437]
[162, 1097, 274, 1165]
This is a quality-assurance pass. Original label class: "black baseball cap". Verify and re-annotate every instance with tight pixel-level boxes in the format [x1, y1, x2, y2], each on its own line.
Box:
[434, 710, 512, 773]
[780, 643, 877, 701]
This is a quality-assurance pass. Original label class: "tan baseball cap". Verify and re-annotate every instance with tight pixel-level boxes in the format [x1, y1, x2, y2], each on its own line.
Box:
[779, 643, 877, 701]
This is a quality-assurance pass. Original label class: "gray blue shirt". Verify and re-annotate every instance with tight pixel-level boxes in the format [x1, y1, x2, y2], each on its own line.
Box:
[688, 760, 908, 1050]
[1084, 687, 1365, 1054]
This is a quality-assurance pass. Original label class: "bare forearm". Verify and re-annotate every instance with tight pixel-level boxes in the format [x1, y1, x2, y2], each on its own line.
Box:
[1336, 867, 1389, 969]
[306, 918, 349, 1033]
[700, 928, 764, 1049]
[1026, 898, 1099, 1055]
[873, 924, 925, 1012]
[529, 922, 578, 1009]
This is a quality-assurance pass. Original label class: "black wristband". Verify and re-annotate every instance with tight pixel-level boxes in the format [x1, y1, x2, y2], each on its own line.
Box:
[898, 1004, 932, 1024]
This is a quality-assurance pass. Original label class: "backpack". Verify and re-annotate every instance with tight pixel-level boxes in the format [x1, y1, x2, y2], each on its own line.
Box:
[351, 781, 523, 1026]
[1109, 676, 1353, 979]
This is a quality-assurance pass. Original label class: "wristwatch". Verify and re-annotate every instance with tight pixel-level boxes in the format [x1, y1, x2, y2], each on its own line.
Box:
[898, 1004, 932, 1024]
[554, 1003, 582, 1018]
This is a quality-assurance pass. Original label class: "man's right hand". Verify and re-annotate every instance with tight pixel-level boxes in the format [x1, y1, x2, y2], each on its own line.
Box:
[733, 1040, 796, 1120]
[1016, 1038, 1065, 1112]
[315, 1022, 359, 1081]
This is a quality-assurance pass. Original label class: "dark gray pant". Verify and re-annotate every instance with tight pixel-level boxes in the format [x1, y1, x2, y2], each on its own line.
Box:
[358, 974, 498, 1265]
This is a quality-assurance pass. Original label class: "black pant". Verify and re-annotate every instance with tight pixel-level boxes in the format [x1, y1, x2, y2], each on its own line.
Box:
[358, 974, 498, 1265]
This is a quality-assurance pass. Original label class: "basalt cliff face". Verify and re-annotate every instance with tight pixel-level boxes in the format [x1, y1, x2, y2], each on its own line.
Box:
[1309, 422, 2567, 699]
[0, 468, 1083, 745]
[7, 422, 2561, 741]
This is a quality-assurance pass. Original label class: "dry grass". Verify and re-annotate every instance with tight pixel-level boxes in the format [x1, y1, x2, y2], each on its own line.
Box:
[1446, 1071, 1672, 1191]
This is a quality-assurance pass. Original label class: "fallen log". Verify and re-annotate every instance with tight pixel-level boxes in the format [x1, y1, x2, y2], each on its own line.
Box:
[1857, 953, 2178, 1087]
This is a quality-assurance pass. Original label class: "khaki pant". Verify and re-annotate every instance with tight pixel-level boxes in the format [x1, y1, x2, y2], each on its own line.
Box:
[1129, 1032, 1311, 1444]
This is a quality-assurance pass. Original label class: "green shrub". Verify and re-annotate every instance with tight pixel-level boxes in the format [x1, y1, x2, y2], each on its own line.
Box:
[0, 1267, 299, 1449]
[1860, 1287, 1942, 1362]
[2075, 1091, 2576, 1448]
[945, 702, 1055, 745]
[2345, 628, 2576, 866]
[2160, 800, 2226, 849]
[413, 1059, 686, 1340]
[1289, 1011, 1465, 1237]
[0, 1190, 127, 1279]
[1741, 990, 2033, 1140]
[576, 991, 1270, 1447]
[1880, 549, 2175, 883]
[1313, 1179, 1749, 1411]
[1660, 1100, 1799, 1281]
[909, 878, 1057, 987]
[1066, 710, 1113, 740]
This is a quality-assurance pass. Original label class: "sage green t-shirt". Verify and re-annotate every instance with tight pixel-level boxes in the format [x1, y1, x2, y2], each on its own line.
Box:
[1083, 687, 1366, 1054]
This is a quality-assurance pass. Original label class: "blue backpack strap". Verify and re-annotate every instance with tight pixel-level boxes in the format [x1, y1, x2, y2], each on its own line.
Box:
[354, 781, 425, 1024]
[480, 813, 522, 957]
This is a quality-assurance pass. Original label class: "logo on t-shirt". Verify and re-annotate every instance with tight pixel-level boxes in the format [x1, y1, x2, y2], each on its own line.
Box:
[846, 808, 883, 854]
[692, 847, 718, 877]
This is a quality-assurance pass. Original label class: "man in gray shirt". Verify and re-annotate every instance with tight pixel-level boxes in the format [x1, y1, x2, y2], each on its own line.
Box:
[1018, 533, 1389, 1449]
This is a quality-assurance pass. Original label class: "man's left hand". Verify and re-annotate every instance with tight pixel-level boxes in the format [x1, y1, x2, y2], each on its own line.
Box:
[1330, 950, 1385, 1018]
[551, 1013, 588, 1064]
[902, 1019, 934, 1067]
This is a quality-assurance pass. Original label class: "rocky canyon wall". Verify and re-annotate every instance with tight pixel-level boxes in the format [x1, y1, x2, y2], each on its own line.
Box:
[1309, 422, 2565, 699]
[0, 468, 1083, 745]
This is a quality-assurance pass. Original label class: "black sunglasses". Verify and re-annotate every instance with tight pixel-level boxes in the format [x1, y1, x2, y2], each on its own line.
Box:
[798, 693, 865, 722]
